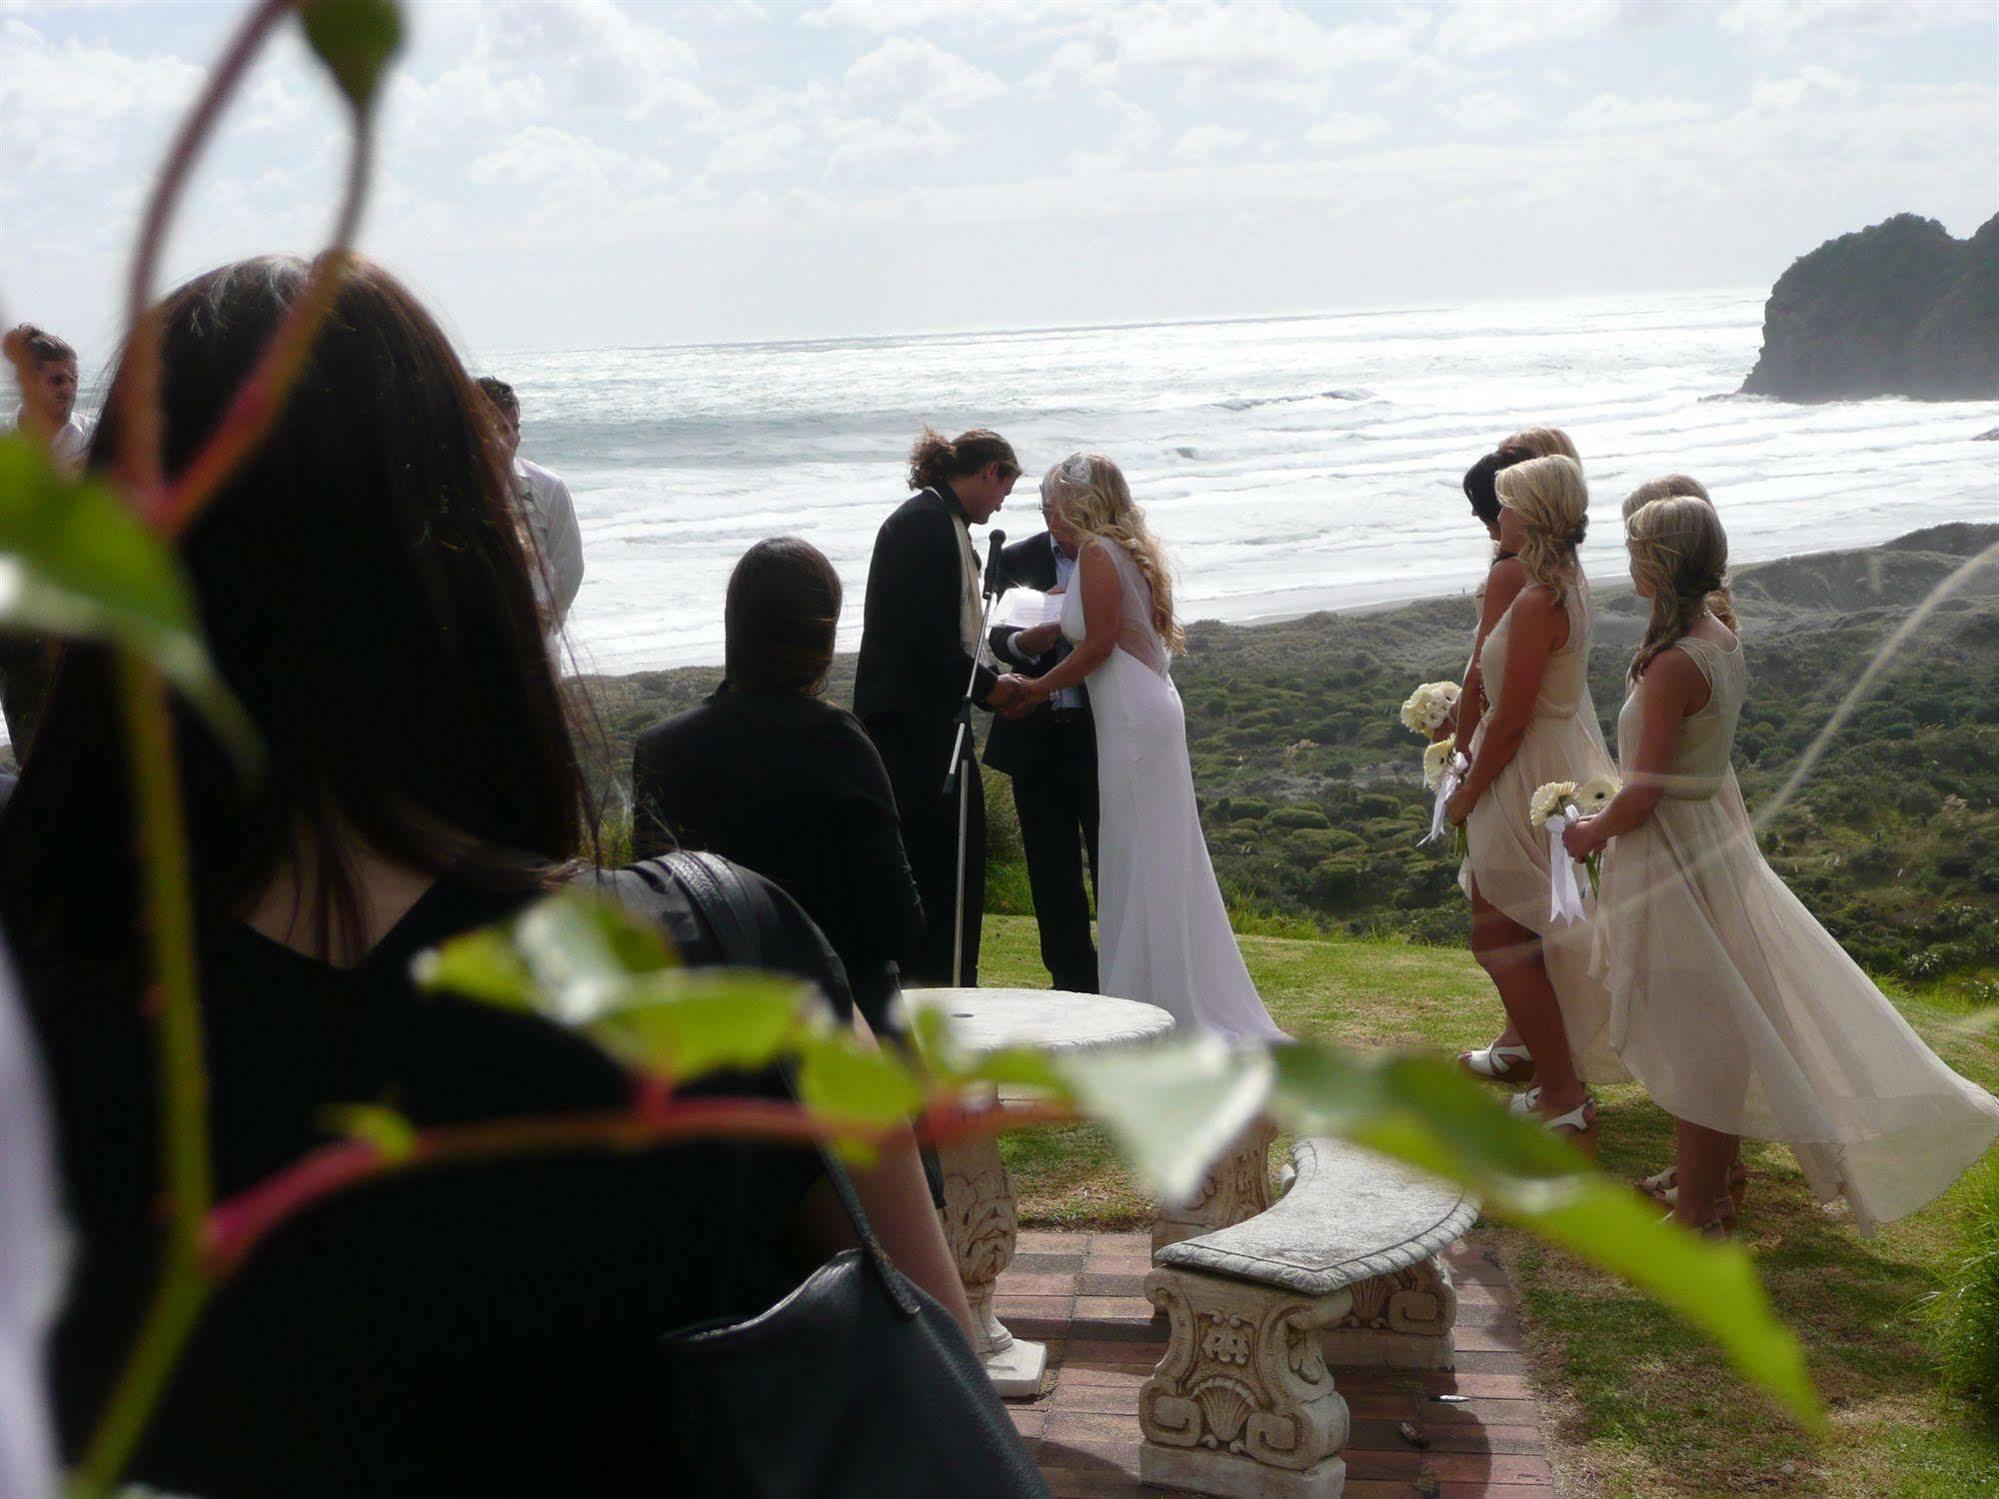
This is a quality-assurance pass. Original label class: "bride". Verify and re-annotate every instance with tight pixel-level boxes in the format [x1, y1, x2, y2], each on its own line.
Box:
[998, 453, 1285, 1041]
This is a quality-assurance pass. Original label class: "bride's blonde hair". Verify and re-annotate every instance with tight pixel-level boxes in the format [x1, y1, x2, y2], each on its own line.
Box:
[1041, 452, 1185, 652]
[1627, 496, 1731, 683]
[1503, 426, 1580, 463]
[1495, 454, 1589, 609]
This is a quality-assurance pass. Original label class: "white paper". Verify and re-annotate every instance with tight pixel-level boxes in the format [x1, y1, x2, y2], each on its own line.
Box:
[998, 588, 1063, 630]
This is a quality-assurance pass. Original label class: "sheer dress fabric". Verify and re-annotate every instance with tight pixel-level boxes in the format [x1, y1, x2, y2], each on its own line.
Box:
[1591, 634, 1999, 1232]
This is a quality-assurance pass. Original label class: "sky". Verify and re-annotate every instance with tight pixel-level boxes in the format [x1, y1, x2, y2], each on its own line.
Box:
[2, 0, 1995, 360]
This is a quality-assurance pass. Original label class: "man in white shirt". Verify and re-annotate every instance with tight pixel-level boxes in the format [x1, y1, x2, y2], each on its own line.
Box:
[476, 377, 584, 634]
[5, 324, 87, 475]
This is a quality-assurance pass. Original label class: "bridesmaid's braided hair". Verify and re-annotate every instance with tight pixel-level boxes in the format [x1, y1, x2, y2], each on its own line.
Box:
[1622, 475, 1738, 633]
[1042, 452, 1186, 653]
[1495, 454, 1590, 610]
[1627, 496, 1731, 683]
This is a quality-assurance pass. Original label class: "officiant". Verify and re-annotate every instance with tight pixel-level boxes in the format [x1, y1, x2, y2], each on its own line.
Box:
[854, 426, 1024, 988]
[985, 488, 1100, 994]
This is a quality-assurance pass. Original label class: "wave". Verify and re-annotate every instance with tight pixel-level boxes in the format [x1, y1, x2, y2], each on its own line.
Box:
[1216, 388, 1375, 412]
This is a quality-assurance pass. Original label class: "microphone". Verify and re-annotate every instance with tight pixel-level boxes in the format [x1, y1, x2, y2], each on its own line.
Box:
[982, 528, 1008, 600]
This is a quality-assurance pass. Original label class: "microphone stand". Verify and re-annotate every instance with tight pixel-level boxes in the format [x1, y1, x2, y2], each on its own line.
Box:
[941, 529, 1006, 989]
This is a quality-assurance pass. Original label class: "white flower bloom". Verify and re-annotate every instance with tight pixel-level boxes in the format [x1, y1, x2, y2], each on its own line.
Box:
[1575, 774, 1622, 815]
[1529, 780, 1579, 828]
[1399, 680, 1462, 735]
[1423, 736, 1457, 791]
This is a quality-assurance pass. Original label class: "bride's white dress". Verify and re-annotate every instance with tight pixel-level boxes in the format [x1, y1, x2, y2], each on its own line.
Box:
[1060, 539, 1286, 1040]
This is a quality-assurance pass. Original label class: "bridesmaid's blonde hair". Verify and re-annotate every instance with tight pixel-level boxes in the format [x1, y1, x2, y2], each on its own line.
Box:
[1042, 453, 1185, 653]
[1495, 454, 1589, 609]
[1627, 496, 1731, 683]
[1621, 474, 1736, 630]
[1504, 426, 1580, 463]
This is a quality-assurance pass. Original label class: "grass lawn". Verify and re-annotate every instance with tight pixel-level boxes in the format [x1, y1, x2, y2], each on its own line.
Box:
[979, 914, 1999, 1497]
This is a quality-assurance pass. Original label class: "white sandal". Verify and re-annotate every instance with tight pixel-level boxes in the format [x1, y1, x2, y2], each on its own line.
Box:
[1460, 1042, 1535, 1085]
[1507, 1085, 1542, 1116]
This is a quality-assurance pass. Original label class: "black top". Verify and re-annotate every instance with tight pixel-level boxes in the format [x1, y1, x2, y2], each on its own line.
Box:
[852, 484, 999, 729]
[25, 877, 824, 1498]
[631, 688, 922, 1037]
[984, 531, 1095, 779]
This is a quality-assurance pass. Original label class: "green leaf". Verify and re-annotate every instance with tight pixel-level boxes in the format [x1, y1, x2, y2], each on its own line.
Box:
[412, 927, 536, 1009]
[1054, 1037, 1272, 1204]
[588, 972, 806, 1080]
[322, 1103, 417, 1162]
[509, 892, 678, 1024]
[1267, 1045, 1822, 1428]
[0, 436, 256, 761]
[797, 1033, 925, 1127]
[299, 0, 404, 110]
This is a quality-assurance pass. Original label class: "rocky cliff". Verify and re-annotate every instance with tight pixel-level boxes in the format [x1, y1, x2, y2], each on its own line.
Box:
[1739, 212, 1999, 401]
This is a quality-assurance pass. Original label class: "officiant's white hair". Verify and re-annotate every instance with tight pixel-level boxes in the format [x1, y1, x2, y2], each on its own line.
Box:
[1041, 452, 1185, 653]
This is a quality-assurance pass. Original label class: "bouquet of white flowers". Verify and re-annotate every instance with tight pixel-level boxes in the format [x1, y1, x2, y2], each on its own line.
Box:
[1421, 735, 1469, 857]
[1399, 680, 1460, 737]
[1528, 777, 1613, 922]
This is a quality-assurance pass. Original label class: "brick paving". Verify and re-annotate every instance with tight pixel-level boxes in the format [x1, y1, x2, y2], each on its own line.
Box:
[996, 1230, 1556, 1498]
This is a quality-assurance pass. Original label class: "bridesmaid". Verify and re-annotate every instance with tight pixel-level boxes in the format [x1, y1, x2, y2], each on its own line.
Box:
[1565, 498, 1999, 1235]
[1446, 454, 1625, 1141]
[1453, 442, 1537, 1085]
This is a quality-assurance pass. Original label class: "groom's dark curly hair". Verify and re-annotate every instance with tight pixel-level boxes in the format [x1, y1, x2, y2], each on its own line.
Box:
[908, 424, 1019, 492]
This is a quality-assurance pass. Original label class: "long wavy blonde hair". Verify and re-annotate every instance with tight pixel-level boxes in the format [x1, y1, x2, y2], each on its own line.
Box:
[1627, 496, 1731, 683]
[1621, 474, 1736, 630]
[1495, 454, 1589, 609]
[1504, 426, 1580, 463]
[1042, 452, 1185, 653]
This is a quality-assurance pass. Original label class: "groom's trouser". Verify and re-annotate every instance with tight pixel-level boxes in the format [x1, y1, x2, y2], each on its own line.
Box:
[1008, 717, 1101, 994]
[866, 713, 984, 988]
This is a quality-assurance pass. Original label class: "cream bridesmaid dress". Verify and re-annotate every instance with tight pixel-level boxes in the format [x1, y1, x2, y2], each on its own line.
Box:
[1459, 580, 1625, 1083]
[1593, 632, 1999, 1232]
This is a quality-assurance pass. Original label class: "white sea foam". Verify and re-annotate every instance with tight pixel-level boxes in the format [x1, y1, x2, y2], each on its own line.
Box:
[505, 288, 1992, 673]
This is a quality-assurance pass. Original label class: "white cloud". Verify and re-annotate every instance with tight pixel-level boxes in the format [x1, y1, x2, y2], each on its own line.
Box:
[822, 108, 962, 173]
[1305, 111, 1393, 150]
[1719, 0, 1978, 46]
[1566, 93, 1711, 133]
[1448, 91, 1525, 133]
[1434, 0, 1650, 57]
[843, 36, 1004, 109]
[1173, 123, 1251, 163]
[0, 18, 204, 172]
[472, 0, 713, 122]
[1748, 64, 1861, 113]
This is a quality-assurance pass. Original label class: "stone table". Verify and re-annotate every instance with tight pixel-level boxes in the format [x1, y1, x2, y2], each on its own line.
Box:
[907, 986, 1173, 1396]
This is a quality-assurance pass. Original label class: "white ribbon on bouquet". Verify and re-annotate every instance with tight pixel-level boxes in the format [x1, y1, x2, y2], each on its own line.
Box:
[1422, 752, 1470, 845]
[1544, 809, 1589, 924]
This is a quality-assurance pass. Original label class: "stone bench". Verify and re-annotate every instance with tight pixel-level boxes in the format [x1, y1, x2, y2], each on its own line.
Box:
[1138, 1137, 1479, 1499]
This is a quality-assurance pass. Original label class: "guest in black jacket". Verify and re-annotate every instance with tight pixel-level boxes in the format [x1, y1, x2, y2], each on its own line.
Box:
[853, 427, 1024, 987]
[985, 503, 1099, 993]
[633, 538, 923, 1037]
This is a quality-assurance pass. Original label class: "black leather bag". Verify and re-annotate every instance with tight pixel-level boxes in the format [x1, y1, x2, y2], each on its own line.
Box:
[622, 853, 1048, 1498]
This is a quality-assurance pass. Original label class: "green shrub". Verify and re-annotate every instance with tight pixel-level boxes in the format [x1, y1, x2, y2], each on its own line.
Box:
[1924, 1162, 1999, 1415]
[1268, 805, 1332, 830]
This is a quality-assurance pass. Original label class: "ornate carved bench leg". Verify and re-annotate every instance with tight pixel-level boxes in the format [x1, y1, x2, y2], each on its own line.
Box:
[1317, 1254, 1459, 1370]
[1140, 1266, 1352, 1499]
[936, 1134, 1047, 1397]
[1152, 1118, 1279, 1255]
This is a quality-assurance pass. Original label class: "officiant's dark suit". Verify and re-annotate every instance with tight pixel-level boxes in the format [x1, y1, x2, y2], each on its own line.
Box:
[854, 481, 1002, 987]
[986, 532, 1100, 993]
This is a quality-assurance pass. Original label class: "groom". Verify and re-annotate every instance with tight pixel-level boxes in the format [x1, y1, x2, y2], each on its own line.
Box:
[986, 501, 1100, 993]
[855, 427, 1024, 988]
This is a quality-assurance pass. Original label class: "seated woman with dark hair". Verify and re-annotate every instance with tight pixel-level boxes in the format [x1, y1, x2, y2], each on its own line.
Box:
[0, 257, 992, 1498]
[633, 537, 923, 1039]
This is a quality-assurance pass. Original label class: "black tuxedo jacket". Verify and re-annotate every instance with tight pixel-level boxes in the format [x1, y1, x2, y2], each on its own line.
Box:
[852, 486, 998, 733]
[985, 531, 1095, 778]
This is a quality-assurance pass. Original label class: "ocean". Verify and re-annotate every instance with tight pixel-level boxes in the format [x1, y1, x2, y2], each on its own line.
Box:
[495, 288, 1995, 675]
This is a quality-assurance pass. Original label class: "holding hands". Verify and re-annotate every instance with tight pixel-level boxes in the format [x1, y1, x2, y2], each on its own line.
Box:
[995, 672, 1045, 719]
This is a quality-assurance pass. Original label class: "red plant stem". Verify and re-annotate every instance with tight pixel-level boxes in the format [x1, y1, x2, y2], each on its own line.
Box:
[154, 107, 377, 536]
[115, 0, 292, 511]
[204, 1092, 1082, 1277]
